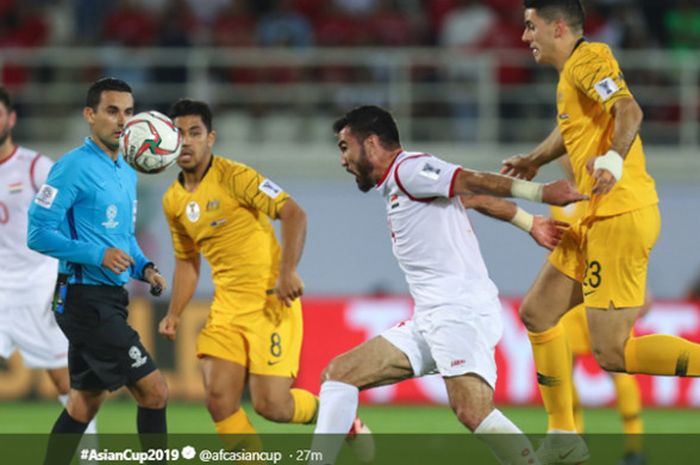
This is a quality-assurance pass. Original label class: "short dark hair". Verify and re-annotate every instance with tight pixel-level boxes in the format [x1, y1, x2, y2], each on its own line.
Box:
[85, 77, 132, 110]
[523, 0, 585, 32]
[332, 105, 400, 149]
[0, 86, 13, 112]
[169, 98, 213, 132]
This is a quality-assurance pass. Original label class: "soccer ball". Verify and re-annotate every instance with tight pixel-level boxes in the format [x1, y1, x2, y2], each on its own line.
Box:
[120, 111, 182, 174]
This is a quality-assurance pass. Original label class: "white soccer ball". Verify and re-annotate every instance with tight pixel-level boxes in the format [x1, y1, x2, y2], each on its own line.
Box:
[119, 111, 182, 174]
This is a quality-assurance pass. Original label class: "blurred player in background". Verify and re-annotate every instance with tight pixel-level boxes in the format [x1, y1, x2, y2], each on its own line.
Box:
[28, 78, 169, 465]
[0, 86, 98, 436]
[500, 1, 700, 462]
[309, 105, 586, 465]
[553, 156, 647, 465]
[158, 99, 318, 444]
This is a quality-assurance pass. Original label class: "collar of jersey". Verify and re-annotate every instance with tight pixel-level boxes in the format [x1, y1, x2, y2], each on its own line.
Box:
[376, 150, 404, 190]
[84, 137, 124, 168]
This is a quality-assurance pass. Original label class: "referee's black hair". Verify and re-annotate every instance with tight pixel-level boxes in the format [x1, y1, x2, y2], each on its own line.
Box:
[85, 77, 132, 110]
[524, 0, 585, 33]
[333, 105, 400, 149]
[169, 99, 213, 133]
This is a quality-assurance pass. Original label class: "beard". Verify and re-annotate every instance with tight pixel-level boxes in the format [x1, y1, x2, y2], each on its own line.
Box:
[0, 127, 11, 146]
[354, 147, 375, 193]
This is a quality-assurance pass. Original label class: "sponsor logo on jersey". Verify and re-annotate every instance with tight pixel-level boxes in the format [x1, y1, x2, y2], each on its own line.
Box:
[102, 204, 119, 229]
[8, 181, 22, 194]
[419, 163, 441, 181]
[34, 184, 58, 209]
[594, 77, 620, 101]
[259, 179, 283, 199]
[186, 201, 200, 222]
[129, 345, 148, 368]
[450, 359, 466, 368]
[210, 219, 226, 227]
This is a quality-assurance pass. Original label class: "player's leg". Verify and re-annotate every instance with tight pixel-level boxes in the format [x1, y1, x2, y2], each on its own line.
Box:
[560, 304, 592, 433]
[248, 298, 318, 425]
[612, 373, 645, 463]
[308, 334, 414, 465]
[520, 260, 582, 433]
[445, 374, 539, 465]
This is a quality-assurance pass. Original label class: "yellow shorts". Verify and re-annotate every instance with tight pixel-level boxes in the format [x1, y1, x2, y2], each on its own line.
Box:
[560, 304, 591, 355]
[549, 204, 660, 309]
[196, 296, 303, 378]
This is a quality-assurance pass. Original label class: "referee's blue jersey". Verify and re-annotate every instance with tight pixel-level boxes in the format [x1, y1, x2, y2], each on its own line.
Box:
[28, 137, 151, 286]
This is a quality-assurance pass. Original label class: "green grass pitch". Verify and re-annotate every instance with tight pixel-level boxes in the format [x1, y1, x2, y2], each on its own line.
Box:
[0, 401, 698, 434]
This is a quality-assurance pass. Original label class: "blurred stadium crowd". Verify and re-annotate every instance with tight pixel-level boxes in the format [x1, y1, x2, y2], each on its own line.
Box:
[2, 0, 698, 52]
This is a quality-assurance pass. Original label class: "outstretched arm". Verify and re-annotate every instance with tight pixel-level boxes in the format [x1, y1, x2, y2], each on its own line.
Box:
[501, 127, 567, 180]
[461, 195, 567, 250]
[452, 168, 587, 207]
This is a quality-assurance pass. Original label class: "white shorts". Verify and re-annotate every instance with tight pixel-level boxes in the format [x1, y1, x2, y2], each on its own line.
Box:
[381, 302, 503, 388]
[0, 289, 68, 369]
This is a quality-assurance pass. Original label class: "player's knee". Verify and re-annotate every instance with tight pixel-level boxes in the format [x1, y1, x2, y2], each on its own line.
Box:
[142, 376, 169, 409]
[205, 384, 240, 419]
[251, 395, 289, 423]
[591, 346, 625, 373]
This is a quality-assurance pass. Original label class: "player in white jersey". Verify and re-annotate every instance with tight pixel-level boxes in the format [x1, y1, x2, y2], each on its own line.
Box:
[308, 106, 585, 465]
[0, 87, 97, 437]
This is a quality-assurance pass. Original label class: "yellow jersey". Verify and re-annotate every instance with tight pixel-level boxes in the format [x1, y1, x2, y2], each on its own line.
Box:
[162, 156, 289, 316]
[557, 41, 658, 217]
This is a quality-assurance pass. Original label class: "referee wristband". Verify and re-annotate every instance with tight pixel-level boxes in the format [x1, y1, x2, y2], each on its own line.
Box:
[593, 150, 623, 181]
[511, 179, 544, 202]
[510, 207, 534, 232]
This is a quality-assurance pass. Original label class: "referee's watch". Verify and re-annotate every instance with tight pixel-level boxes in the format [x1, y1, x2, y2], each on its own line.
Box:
[143, 262, 160, 277]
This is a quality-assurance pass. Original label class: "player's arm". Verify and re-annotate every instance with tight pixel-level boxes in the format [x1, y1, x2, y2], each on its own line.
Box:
[461, 195, 567, 250]
[501, 127, 567, 180]
[159, 254, 201, 341]
[27, 162, 107, 266]
[586, 97, 643, 194]
[452, 168, 587, 207]
[275, 198, 306, 307]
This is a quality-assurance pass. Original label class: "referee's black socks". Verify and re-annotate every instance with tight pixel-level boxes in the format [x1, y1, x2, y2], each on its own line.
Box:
[137, 405, 167, 434]
[43, 408, 89, 465]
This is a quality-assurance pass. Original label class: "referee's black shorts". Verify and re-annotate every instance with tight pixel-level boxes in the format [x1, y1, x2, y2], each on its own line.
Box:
[55, 284, 157, 391]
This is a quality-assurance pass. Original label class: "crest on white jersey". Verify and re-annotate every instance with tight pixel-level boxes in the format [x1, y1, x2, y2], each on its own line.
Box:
[259, 178, 283, 199]
[594, 77, 619, 101]
[129, 345, 148, 368]
[186, 201, 200, 222]
[34, 184, 58, 209]
[102, 204, 119, 229]
[419, 163, 441, 181]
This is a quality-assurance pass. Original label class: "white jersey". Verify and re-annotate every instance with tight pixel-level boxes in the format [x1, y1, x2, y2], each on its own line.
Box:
[0, 146, 58, 295]
[377, 151, 499, 312]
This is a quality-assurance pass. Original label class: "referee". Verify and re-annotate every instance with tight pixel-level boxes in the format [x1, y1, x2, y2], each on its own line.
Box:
[28, 78, 169, 464]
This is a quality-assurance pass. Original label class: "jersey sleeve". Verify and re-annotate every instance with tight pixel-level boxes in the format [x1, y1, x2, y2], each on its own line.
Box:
[566, 46, 632, 113]
[27, 160, 106, 266]
[394, 155, 461, 199]
[162, 191, 198, 260]
[30, 154, 53, 192]
[222, 163, 289, 219]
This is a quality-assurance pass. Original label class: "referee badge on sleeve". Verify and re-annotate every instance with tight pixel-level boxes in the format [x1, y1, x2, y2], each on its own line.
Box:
[35, 184, 59, 209]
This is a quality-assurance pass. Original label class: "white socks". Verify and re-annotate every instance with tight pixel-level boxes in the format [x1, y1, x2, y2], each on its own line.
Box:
[474, 409, 540, 465]
[309, 381, 359, 464]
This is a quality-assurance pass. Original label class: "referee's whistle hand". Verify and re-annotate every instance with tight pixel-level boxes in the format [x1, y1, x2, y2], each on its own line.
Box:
[102, 247, 135, 274]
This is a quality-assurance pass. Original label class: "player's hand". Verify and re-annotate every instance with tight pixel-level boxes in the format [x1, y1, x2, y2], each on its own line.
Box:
[102, 248, 134, 274]
[158, 314, 180, 341]
[542, 179, 589, 206]
[276, 270, 304, 307]
[500, 154, 539, 180]
[586, 156, 618, 195]
[529, 216, 568, 250]
[144, 267, 167, 296]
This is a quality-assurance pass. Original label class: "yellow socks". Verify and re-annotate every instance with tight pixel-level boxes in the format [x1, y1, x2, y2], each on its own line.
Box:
[613, 373, 643, 453]
[290, 388, 319, 424]
[625, 335, 700, 376]
[570, 382, 584, 433]
[214, 409, 263, 455]
[529, 322, 577, 431]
